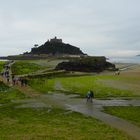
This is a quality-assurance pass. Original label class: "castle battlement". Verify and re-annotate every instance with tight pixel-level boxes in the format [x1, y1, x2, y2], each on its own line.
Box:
[50, 36, 62, 43]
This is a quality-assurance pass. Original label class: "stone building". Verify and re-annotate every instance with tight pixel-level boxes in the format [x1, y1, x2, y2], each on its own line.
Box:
[50, 36, 62, 43]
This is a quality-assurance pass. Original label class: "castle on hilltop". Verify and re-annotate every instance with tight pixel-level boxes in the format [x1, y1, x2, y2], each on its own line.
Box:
[24, 36, 85, 56]
[49, 36, 62, 43]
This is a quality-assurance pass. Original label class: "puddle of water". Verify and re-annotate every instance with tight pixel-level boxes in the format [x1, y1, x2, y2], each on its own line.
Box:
[39, 93, 140, 107]
[16, 102, 49, 108]
[12, 99, 37, 103]
[12, 93, 140, 110]
[12, 99, 51, 108]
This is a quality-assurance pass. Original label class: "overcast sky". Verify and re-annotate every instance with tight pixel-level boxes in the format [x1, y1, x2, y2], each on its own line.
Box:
[0, 0, 140, 57]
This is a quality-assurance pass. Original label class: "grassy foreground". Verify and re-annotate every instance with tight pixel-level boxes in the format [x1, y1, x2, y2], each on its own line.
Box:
[0, 106, 134, 140]
[0, 82, 133, 139]
[104, 106, 140, 127]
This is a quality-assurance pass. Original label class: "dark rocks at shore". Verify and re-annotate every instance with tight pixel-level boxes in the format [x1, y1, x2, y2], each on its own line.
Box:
[55, 57, 116, 72]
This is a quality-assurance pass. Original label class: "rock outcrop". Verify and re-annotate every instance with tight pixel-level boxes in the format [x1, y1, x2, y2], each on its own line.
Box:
[55, 57, 116, 72]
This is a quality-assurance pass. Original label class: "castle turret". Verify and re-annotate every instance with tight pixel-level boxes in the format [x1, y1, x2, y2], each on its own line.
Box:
[50, 36, 62, 43]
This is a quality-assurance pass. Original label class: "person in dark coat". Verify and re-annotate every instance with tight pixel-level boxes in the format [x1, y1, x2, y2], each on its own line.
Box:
[89, 90, 94, 102]
[86, 90, 94, 103]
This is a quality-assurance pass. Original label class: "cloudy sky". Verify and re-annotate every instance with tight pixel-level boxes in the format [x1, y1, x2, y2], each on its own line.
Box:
[0, 0, 140, 57]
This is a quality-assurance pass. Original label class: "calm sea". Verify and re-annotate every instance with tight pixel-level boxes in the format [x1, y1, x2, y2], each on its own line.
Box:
[108, 56, 140, 64]
[0, 59, 8, 61]
[0, 57, 140, 64]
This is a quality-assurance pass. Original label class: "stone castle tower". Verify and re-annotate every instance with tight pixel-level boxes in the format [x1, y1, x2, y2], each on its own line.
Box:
[50, 36, 62, 43]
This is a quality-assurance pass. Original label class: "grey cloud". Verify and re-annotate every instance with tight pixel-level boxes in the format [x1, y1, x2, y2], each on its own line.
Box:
[0, 0, 140, 56]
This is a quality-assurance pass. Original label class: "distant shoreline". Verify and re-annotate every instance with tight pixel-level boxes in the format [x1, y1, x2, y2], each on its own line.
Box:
[108, 56, 140, 64]
[1, 55, 140, 64]
[0, 59, 8, 61]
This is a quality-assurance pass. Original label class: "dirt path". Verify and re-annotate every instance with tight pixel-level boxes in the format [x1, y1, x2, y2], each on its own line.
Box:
[54, 80, 69, 92]
[64, 97, 140, 140]
[54, 80, 64, 91]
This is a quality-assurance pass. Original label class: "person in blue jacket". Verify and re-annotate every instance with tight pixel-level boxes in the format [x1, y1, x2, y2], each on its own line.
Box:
[86, 90, 94, 103]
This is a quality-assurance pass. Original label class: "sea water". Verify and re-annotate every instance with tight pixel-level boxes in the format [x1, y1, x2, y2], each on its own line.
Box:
[0, 59, 8, 61]
[108, 56, 140, 64]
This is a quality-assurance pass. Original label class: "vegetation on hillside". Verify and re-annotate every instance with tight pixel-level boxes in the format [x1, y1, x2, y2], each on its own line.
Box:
[0, 81, 26, 103]
[29, 41, 84, 55]
[11, 61, 45, 75]
[0, 61, 6, 72]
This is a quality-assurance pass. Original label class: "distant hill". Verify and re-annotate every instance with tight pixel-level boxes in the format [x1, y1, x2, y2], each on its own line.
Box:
[26, 37, 85, 56]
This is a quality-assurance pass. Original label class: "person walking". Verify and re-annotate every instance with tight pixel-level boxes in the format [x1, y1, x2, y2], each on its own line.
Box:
[86, 90, 94, 103]
[89, 90, 94, 103]
[86, 91, 91, 103]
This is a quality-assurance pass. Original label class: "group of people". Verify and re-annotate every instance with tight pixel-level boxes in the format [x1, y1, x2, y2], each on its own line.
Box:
[1, 64, 10, 83]
[115, 70, 120, 75]
[1, 62, 28, 87]
[86, 90, 94, 103]
[12, 75, 28, 86]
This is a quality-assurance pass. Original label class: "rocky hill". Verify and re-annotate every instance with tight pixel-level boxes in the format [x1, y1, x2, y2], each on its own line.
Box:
[26, 37, 85, 56]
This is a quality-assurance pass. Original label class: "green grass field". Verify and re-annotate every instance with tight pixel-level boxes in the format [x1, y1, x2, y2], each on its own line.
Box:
[30, 59, 66, 69]
[97, 74, 140, 95]
[0, 60, 139, 139]
[0, 81, 133, 140]
[0, 106, 133, 140]
[11, 59, 67, 76]
[0, 81, 26, 103]
[29, 77, 55, 93]
[103, 106, 140, 127]
[29, 75, 138, 98]
[11, 60, 46, 75]
[9, 60, 140, 98]
[0, 61, 6, 72]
